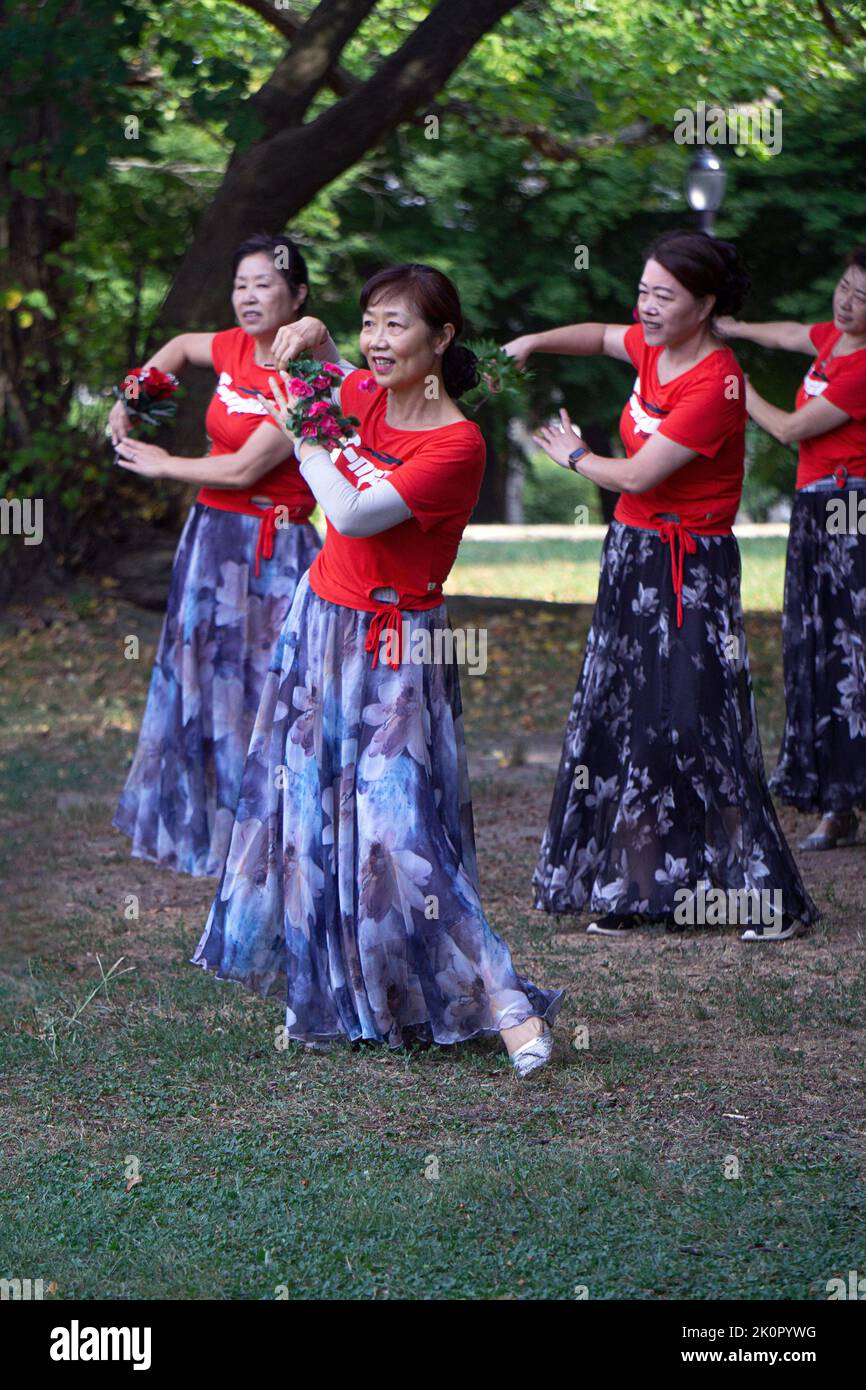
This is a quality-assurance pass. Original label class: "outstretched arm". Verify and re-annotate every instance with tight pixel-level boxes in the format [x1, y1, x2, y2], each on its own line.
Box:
[745, 382, 851, 445]
[716, 317, 814, 355]
[503, 323, 633, 367]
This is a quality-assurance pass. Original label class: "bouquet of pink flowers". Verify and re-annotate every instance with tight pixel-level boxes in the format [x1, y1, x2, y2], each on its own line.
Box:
[278, 360, 359, 447]
[112, 366, 182, 427]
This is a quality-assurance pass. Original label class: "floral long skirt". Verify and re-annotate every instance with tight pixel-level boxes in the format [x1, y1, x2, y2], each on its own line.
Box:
[533, 520, 817, 927]
[192, 575, 564, 1047]
[770, 484, 866, 813]
[113, 504, 321, 877]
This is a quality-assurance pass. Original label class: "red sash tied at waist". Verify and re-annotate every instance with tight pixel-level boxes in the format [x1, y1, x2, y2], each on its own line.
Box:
[658, 520, 698, 628]
[614, 494, 735, 628]
[195, 489, 314, 577]
[364, 602, 403, 672]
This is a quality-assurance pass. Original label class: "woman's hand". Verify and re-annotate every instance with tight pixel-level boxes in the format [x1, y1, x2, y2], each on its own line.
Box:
[714, 316, 739, 339]
[115, 439, 170, 478]
[108, 399, 131, 446]
[532, 408, 584, 471]
[257, 372, 300, 438]
[271, 317, 330, 371]
[502, 334, 536, 370]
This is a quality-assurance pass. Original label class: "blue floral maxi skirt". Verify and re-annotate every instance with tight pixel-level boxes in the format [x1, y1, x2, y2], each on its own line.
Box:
[113, 504, 321, 877]
[769, 483, 866, 813]
[192, 574, 564, 1047]
[533, 520, 818, 926]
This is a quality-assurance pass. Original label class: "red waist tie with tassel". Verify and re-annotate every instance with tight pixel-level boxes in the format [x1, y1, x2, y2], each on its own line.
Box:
[658, 520, 698, 628]
[364, 602, 403, 671]
[614, 491, 735, 629]
[195, 490, 314, 577]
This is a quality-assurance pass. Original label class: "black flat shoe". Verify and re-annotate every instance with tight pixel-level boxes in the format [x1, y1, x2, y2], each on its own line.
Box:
[586, 912, 641, 936]
[798, 811, 859, 852]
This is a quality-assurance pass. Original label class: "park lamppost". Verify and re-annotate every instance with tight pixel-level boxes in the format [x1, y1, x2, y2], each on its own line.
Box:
[685, 147, 727, 236]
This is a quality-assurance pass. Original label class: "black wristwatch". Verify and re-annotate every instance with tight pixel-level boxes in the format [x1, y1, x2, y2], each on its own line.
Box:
[568, 445, 588, 471]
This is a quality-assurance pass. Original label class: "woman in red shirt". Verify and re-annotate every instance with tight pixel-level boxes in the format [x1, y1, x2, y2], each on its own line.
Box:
[718, 248, 866, 850]
[192, 264, 563, 1076]
[111, 235, 321, 876]
[506, 230, 816, 942]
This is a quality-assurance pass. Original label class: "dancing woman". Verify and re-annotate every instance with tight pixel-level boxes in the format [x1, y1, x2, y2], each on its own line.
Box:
[192, 263, 563, 1074]
[717, 248, 866, 851]
[506, 230, 817, 942]
[112, 235, 321, 876]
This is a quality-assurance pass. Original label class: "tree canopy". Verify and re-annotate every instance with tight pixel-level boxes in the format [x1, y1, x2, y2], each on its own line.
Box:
[2, 0, 865, 585]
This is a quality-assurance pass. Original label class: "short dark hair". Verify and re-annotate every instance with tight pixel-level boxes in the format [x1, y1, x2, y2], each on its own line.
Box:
[359, 262, 479, 398]
[231, 234, 310, 300]
[845, 247, 866, 274]
[643, 228, 750, 318]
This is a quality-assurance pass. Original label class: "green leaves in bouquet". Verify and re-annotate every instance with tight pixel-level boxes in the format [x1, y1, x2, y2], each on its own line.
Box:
[279, 358, 358, 449]
[462, 340, 534, 414]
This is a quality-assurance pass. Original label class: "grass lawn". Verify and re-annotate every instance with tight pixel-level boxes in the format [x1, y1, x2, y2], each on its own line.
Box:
[447, 537, 789, 612]
[1, 552, 864, 1301]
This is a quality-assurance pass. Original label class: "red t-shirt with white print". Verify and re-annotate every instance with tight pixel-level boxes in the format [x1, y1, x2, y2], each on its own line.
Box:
[307, 369, 486, 611]
[795, 322, 866, 487]
[613, 323, 746, 533]
[196, 327, 315, 518]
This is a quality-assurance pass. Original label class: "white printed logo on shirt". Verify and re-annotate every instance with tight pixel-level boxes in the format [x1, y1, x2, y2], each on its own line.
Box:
[215, 371, 268, 416]
[802, 366, 829, 398]
[627, 376, 667, 436]
[340, 438, 401, 490]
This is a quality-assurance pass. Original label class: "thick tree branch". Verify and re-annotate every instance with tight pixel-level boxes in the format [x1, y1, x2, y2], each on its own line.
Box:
[438, 103, 670, 162]
[250, 0, 376, 131]
[233, 0, 361, 96]
[815, 0, 866, 45]
[264, 0, 524, 182]
[156, 0, 523, 345]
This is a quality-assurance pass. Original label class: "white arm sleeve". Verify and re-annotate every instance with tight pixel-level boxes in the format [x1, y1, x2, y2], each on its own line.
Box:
[299, 448, 412, 538]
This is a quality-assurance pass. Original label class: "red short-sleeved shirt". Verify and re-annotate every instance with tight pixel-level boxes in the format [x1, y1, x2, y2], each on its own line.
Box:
[613, 323, 746, 532]
[307, 369, 486, 611]
[795, 322, 866, 488]
[196, 327, 315, 517]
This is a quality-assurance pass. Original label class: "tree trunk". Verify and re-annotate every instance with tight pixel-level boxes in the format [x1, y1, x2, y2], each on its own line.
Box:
[153, 0, 522, 457]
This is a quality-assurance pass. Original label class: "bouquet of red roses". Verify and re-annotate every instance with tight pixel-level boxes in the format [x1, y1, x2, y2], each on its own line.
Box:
[276, 359, 359, 447]
[113, 366, 181, 427]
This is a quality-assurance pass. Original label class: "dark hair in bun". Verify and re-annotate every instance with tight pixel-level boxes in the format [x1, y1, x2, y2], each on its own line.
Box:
[644, 229, 750, 319]
[359, 262, 480, 398]
[231, 233, 310, 303]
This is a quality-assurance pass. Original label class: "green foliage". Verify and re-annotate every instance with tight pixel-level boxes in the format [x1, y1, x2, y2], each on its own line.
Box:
[3, 0, 866, 546]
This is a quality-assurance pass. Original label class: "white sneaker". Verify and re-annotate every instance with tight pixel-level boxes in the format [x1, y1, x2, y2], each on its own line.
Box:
[740, 919, 799, 942]
[509, 1022, 553, 1078]
[586, 921, 632, 936]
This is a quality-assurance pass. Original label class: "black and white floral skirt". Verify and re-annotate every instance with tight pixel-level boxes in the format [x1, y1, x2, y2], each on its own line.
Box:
[533, 520, 817, 926]
[770, 483, 866, 813]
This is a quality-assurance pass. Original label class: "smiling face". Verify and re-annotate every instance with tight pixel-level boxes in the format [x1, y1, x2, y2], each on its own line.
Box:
[359, 291, 454, 390]
[637, 258, 714, 347]
[231, 252, 307, 338]
[832, 263, 866, 337]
